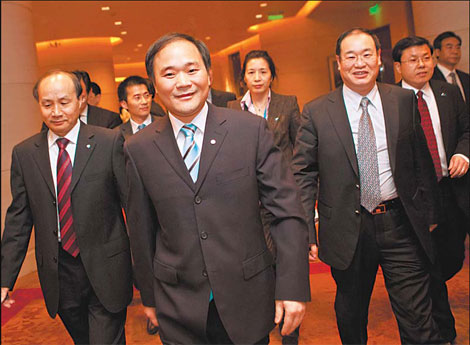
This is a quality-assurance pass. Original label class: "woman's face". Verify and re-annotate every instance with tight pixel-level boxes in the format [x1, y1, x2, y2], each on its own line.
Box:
[244, 58, 272, 96]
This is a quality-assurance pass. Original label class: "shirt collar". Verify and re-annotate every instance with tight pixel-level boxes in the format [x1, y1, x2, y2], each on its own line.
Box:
[343, 83, 379, 111]
[401, 80, 432, 97]
[130, 114, 152, 133]
[48, 119, 81, 149]
[437, 63, 456, 77]
[168, 102, 208, 138]
[80, 104, 88, 117]
[240, 89, 271, 110]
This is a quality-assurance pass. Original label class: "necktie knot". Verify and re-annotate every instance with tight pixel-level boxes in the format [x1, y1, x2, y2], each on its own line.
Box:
[137, 123, 146, 131]
[56, 138, 70, 150]
[417, 90, 424, 99]
[360, 97, 369, 110]
[181, 123, 197, 137]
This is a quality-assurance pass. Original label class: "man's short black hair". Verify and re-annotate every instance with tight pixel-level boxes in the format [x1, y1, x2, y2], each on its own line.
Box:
[90, 82, 101, 96]
[335, 27, 381, 56]
[72, 70, 91, 93]
[117, 75, 153, 102]
[433, 31, 462, 50]
[33, 70, 82, 102]
[392, 36, 433, 62]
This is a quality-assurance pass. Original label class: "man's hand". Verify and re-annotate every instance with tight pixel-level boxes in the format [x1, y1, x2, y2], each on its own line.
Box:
[309, 244, 318, 261]
[1, 287, 15, 308]
[274, 300, 306, 336]
[448, 155, 469, 178]
[429, 224, 438, 232]
[143, 306, 158, 327]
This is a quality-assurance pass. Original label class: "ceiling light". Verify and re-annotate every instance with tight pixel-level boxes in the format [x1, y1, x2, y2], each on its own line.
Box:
[121, 31, 127, 35]
[101, 6, 110, 11]
[205, 36, 211, 40]
[133, 48, 139, 52]
[260, 3, 267, 7]
[256, 14, 263, 19]
[137, 43, 143, 47]
[114, 21, 122, 25]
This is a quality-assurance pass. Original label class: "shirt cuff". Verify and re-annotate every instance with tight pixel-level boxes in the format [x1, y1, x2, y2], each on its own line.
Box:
[452, 153, 469, 163]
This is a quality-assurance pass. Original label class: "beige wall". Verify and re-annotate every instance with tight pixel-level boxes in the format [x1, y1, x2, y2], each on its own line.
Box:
[211, 1, 412, 109]
[412, 0, 469, 73]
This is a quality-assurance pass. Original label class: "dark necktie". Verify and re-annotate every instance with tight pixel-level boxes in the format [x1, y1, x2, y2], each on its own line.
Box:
[416, 91, 443, 181]
[449, 72, 457, 85]
[357, 97, 381, 212]
[56, 138, 79, 257]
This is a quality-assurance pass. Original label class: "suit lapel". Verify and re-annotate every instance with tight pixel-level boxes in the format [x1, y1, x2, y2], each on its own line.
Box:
[195, 104, 228, 193]
[378, 83, 399, 174]
[70, 124, 96, 193]
[267, 91, 281, 128]
[121, 121, 133, 140]
[32, 132, 55, 197]
[429, 80, 450, 154]
[326, 87, 359, 176]
[152, 116, 195, 190]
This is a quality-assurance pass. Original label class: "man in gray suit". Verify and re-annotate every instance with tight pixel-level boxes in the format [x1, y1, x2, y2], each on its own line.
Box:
[124, 33, 310, 344]
[1, 70, 132, 344]
[292, 28, 442, 344]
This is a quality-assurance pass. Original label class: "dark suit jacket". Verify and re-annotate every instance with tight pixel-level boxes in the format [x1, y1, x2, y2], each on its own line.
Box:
[210, 88, 236, 107]
[124, 104, 310, 344]
[151, 101, 167, 117]
[228, 91, 301, 162]
[114, 115, 158, 141]
[1, 123, 133, 318]
[432, 66, 470, 108]
[292, 83, 440, 270]
[41, 104, 122, 132]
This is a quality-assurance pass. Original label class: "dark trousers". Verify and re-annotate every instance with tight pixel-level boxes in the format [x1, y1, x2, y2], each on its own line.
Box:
[331, 202, 442, 345]
[206, 300, 269, 345]
[430, 177, 469, 342]
[57, 246, 127, 345]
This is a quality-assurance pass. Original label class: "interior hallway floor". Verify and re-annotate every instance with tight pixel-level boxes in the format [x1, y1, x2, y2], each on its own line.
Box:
[2, 241, 468, 345]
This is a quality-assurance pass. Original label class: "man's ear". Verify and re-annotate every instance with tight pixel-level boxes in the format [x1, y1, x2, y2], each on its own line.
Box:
[120, 100, 128, 110]
[208, 69, 213, 88]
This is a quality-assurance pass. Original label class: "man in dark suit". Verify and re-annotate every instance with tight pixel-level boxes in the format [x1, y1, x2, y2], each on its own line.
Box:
[431, 31, 470, 108]
[292, 28, 442, 344]
[124, 33, 310, 344]
[1, 70, 133, 344]
[115, 75, 161, 336]
[209, 88, 236, 107]
[393, 36, 469, 343]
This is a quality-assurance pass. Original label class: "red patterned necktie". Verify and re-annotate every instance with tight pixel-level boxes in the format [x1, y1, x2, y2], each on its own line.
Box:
[56, 138, 79, 257]
[416, 91, 443, 181]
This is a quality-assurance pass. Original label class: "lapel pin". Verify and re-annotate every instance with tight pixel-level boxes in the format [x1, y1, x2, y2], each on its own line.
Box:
[86, 144, 91, 149]
[210, 139, 216, 145]
[274, 117, 279, 121]
[440, 92, 447, 97]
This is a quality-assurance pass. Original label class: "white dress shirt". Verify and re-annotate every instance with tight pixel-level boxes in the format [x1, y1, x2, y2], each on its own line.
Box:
[130, 114, 152, 134]
[47, 120, 80, 240]
[168, 102, 208, 158]
[343, 84, 398, 202]
[437, 63, 466, 102]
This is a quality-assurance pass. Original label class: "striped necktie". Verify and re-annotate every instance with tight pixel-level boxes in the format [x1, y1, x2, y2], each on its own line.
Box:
[357, 97, 382, 213]
[56, 138, 79, 257]
[180, 124, 200, 182]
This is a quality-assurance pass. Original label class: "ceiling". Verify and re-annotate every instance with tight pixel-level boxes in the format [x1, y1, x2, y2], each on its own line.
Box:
[31, 1, 307, 64]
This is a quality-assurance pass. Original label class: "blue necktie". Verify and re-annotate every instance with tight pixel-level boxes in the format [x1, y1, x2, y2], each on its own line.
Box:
[180, 124, 200, 183]
[137, 123, 146, 131]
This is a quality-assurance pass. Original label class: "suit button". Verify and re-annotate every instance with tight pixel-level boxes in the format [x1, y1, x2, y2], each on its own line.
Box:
[355, 184, 360, 189]
[355, 210, 360, 215]
[53, 229, 58, 236]
[194, 196, 202, 204]
[200, 232, 208, 240]
[202, 270, 208, 277]
[53, 256, 58, 263]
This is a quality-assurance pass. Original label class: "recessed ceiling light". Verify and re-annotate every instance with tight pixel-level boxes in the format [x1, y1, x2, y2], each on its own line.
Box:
[260, 3, 267, 7]
[133, 48, 139, 52]
[121, 31, 127, 35]
[137, 43, 143, 47]
[114, 21, 122, 26]
[205, 36, 211, 40]
[101, 6, 110, 11]
[256, 14, 263, 19]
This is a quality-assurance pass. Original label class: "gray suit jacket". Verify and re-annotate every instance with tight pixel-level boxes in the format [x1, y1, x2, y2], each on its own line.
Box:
[292, 83, 440, 269]
[1, 123, 133, 317]
[124, 104, 310, 344]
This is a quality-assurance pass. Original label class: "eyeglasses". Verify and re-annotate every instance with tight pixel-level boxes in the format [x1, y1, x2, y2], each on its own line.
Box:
[400, 55, 432, 66]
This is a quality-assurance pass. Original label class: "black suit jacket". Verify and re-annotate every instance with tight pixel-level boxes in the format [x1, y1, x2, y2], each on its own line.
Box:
[1, 123, 133, 317]
[432, 66, 470, 108]
[210, 88, 236, 107]
[292, 83, 440, 270]
[114, 115, 158, 141]
[124, 104, 310, 344]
